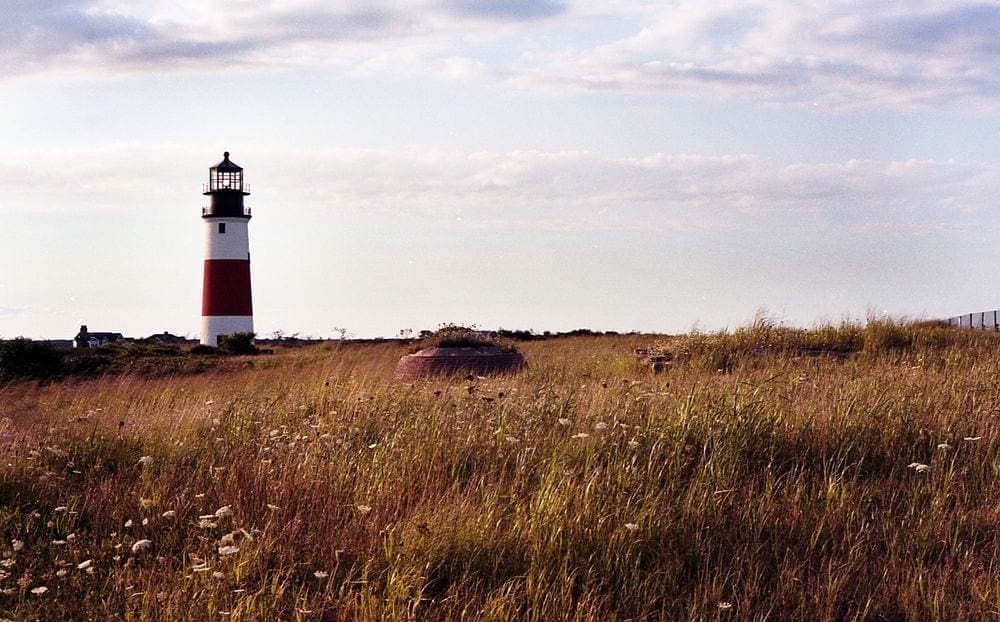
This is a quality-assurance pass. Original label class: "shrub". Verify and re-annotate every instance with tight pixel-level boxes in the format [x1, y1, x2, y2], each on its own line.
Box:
[218, 332, 258, 355]
[189, 344, 217, 356]
[412, 325, 520, 353]
[0, 338, 64, 381]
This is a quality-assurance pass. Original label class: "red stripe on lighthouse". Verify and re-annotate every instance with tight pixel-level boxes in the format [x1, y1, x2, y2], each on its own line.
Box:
[202, 259, 253, 316]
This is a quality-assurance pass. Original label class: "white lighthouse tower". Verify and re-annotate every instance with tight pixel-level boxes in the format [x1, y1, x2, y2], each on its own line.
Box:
[200, 151, 254, 346]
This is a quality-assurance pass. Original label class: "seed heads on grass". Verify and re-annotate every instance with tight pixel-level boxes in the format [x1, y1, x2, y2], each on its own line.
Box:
[131, 539, 152, 554]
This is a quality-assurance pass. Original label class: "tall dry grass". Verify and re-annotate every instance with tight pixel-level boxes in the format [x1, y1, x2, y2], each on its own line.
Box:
[1, 327, 1000, 620]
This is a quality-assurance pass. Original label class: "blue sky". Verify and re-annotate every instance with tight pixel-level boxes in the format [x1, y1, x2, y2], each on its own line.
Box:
[1, 0, 999, 339]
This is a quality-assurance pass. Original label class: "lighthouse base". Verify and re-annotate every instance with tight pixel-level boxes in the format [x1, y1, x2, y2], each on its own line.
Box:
[201, 316, 254, 346]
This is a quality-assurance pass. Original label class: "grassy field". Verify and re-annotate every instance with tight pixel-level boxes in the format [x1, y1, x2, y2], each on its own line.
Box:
[2, 324, 1000, 620]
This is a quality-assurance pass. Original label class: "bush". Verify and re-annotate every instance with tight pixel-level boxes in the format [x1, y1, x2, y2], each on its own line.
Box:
[0, 338, 64, 381]
[189, 344, 217, 356]
[412, 325, 520, 353]
[218, 332, 258, 355]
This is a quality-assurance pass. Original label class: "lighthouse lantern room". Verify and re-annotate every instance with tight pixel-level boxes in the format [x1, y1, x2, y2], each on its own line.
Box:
[200, 151, 254, 346]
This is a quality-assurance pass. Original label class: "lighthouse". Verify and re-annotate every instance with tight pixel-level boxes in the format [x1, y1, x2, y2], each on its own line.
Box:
[200, 151, 254, 346]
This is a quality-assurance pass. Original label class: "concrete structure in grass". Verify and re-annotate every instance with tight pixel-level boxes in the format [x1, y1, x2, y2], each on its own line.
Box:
[394, 327, 527, 379]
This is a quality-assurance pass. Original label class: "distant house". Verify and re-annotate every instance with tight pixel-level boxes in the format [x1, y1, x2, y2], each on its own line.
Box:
[73, 325, 125, 349]
[144, 331, 188, 344]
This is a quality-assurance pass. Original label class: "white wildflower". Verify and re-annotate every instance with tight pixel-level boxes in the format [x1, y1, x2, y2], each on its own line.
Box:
[367, 443, 378, 449]
[907, 462, 931, 473]
[718, 601, 732, 610]
[142, 518, 149, 526]
[217, 545, 239, 556]
[198, 519, 218, 529]
[558, 418, 572, 426]
[124, 520, 133, 527]
[625, 523, 639, 532]
[30, 586, 48, 595]
[77, 559, 92, 570]
[213, 571, 225, 579]
[214, 506, 233, 518]
[137, 456, 154, 467]
[53, 506, 67, 513]
[627, 439, 640, 449]
[314, 571, 329, 579]
[595, 422, 609, 431]
[131, 539, 152, 553]
[161, 510, 177, 519]
[51, 540, 66, 546]
[356, 505, 372, 515]
[56, 569, 68, 577]
[572, 432, 590, 439]
[266, 504, 280, 511]
[505, 435, 520, 443]
[11, 540, 23, 552]
[936, 443, 952, 451]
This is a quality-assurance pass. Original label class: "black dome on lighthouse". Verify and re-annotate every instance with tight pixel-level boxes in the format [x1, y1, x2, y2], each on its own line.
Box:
[213, 151, 242, 171]
[204, 150, 250, 216]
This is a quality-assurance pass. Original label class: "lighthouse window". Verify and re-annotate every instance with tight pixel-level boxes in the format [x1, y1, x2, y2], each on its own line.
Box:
[218, 223, 226, 234]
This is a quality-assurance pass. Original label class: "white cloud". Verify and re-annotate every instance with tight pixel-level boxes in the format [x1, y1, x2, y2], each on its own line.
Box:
[3, 145, 996, 236]
[507, 1, 1000, 111]
[3, 1, 997, 111]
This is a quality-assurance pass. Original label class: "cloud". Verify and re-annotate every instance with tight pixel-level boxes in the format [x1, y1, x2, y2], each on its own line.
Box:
[0, 1, 552, 78]
[506, 1, 1000, 111]
[444, 0, 566, 21]
[4, 1, 998, 111]
[5, 144, 995, 237]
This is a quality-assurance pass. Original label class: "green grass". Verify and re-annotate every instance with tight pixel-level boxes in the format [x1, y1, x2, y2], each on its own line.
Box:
[1, 326, 999, 619]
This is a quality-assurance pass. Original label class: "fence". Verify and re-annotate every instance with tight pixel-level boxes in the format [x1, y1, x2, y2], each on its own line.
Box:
[948, 310, 1000, 330]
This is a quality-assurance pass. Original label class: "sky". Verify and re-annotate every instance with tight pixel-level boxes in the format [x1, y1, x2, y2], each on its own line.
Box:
[2, 0, 999, 339]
